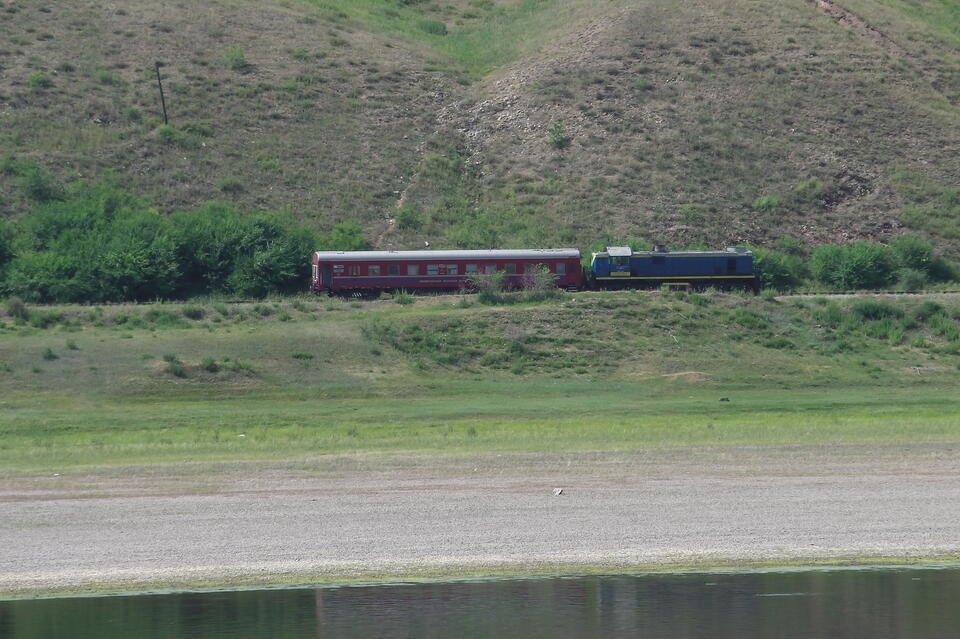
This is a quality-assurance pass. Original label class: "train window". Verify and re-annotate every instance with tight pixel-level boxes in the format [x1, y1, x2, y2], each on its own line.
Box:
[727, 258, 737, 273]
[466, 264, 478, 274]
[388, 264, 399, 276]
[504, 263, 516, 274]
[312, 265, 318, 280]
[368, 265, 380, 276]
[446, 264, 458, 275]
[556, 262, 566, 274]
[349, 265, 360, 276]
[427, 264, 439, 276]
[484, 263, 497, 274]
[611, 256, 628, 267]
[407, 264, 419, 276]
[333, 264, 344, 273]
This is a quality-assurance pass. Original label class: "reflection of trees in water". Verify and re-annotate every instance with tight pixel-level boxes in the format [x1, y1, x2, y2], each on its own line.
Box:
[4, 570, 960, 638]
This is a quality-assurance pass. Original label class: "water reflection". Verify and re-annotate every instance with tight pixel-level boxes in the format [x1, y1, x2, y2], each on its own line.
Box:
[2, 568, 959, 638]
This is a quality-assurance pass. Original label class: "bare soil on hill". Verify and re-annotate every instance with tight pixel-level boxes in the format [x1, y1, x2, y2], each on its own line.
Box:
[2, 442, 958, 596]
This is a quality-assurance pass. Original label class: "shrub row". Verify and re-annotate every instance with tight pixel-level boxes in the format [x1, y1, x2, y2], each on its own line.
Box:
[751, 237, 958, 292]
[0, 181, 367, 302]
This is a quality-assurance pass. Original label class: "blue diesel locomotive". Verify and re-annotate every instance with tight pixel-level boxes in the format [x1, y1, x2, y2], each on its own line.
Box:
[590, 245, 756, 290]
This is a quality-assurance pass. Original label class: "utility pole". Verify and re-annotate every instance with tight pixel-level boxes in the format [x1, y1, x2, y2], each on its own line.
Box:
[155, 61, 168, 125]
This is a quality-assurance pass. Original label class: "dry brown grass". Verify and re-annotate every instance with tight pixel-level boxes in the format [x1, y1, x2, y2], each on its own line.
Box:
[1, 0, 959, 257]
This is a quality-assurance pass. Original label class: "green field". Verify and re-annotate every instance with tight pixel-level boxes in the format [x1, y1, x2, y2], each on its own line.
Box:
[2, 290, 959, 474]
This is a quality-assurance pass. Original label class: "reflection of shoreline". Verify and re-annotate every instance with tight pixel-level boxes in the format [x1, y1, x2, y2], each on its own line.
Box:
[4, 570, 959, 638]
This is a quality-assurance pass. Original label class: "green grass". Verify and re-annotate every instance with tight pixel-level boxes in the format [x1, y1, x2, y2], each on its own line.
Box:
[302, 0, 572, 76]
[2, 292, 960, 472]
[2, 383, 958, 471]
[862, 0, 960, 48]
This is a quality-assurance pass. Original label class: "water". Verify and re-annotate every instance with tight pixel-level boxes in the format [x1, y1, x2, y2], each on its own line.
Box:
[2, 567, 959, 639]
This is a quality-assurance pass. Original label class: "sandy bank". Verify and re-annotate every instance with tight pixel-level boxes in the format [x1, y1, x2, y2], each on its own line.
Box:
[2, 444, 959, 597]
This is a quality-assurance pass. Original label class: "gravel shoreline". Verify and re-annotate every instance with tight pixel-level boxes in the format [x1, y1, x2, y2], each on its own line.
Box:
[3, 444, 959, 597]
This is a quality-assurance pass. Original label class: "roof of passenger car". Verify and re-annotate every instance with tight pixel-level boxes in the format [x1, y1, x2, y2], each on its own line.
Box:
[313, 249, 582, 261]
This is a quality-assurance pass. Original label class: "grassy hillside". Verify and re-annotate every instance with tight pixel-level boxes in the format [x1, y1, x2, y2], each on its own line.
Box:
[1, 0, 959, 256]
[2, 290, 960, 469]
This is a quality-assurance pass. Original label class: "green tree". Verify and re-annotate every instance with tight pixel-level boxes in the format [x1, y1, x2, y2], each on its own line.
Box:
[810, 241, 896, 290]
[750, 247, 806, 291]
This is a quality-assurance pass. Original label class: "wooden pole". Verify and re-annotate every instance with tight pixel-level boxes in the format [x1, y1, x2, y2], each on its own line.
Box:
[155, 61, 168, 125]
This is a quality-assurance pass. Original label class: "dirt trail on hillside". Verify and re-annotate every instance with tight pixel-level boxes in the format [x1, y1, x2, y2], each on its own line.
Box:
[812, 0, 955, 105]
[2, 443, 959, 596]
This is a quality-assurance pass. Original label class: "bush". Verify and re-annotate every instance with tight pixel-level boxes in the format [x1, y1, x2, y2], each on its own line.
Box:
[217, 177, 245, 194]
[750, 246, 806, 291]
[810, 242, 895, 290]
[851, 299, 903, 320]
[28, 71, 52, 89]
[393, 290, 415, 305]
[751, 194, 781, 213]
[733, 308, 768, 329]
[223, 359, 255, 375]
[396, 204, 422, 230]
[223, 46, 248, 71]
[911, 301, 943, 322]
[182, 306, 205, 320]
[418, 20, 447, 35]
[774, 237, 805, 256]
[18, 165, 62, 202]
[5, 297, 28, 321]
[156, 125, 197, 149]
[891, 236, 932, 271]
[547, 122, 571, 149]
[896, 268, 927, 291]
[762, 337, 795, 349]
[200, 356, 220, 373]
[42, 347, 58, 361]
[166, 361, 187, 377]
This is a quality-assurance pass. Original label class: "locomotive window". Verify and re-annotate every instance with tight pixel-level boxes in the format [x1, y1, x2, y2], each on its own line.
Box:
[466, 264, 478, 274]
[333, 264, 344, 273]
[388, 264, 399, 276]
[484, 263, 497, 274]
[504, 263, 516, 274]
[368, 265, 380, 276]
[427, 264, 439, 276]
[312, 265, 318, 280]
[556, 262, 566, 274]
[727, 258, 737, 273]
[407, 264, 419, 276]
[611, 256, 628, 267]
[446, 264, 458, 275]
[349, 265, 360, 276]
[652, 257, 665, 265]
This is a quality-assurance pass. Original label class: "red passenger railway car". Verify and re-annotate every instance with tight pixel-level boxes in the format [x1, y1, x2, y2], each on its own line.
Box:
[311, 249, 583, 295]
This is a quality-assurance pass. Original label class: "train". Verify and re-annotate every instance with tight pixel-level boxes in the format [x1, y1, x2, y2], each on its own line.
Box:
[311, 245, 755, 295]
